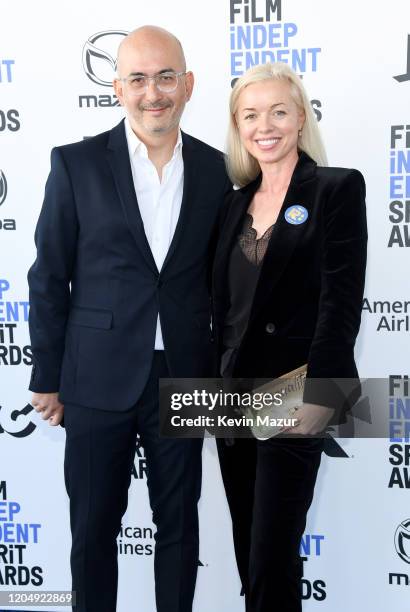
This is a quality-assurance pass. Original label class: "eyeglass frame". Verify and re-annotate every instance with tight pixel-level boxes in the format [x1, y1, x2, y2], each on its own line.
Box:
[116, 70, 187, 95]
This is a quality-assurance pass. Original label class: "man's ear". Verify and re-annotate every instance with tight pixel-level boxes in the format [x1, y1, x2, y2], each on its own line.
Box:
[184, 71, 194, 102]
[113, 79, 125, 106]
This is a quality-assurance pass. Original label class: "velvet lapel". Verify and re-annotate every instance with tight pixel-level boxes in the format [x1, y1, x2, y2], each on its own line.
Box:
[161, 131, 197, 273]
[247, 152, 317, 326]
[106, 120, 158, 274]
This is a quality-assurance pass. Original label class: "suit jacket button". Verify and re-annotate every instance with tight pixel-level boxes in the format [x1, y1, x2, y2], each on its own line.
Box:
[265, 322, 276, 334]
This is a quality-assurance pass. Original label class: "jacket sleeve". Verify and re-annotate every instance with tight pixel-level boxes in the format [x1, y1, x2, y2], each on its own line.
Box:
[303, 169, 367, 419]
[27, 147, 79, 392]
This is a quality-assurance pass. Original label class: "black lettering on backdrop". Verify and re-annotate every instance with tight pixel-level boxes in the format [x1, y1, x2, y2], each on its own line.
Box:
[0, 110, 20, 132]
[230, 0, 282, 23]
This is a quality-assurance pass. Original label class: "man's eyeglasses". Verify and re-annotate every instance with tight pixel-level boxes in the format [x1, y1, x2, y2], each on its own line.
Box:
[118, 71, 186, 95]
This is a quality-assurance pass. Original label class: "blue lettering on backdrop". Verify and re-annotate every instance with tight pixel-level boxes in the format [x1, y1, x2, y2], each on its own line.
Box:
[0, 483, 44, 586]
[300, 534, 324, 556]
[0, 280, 30, 322]
[389, 378, 410, 443]
[388, 127, 410, 247]
[0, 501, 41, 544]
[230, 18, 321, 77]
[0, 60, 15, 83]
[390, 175, 410, 199]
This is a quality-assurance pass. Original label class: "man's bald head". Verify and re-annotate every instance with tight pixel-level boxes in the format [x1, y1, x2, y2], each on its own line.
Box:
[117, 26, 186, 76]
[113, 25, 194, 142]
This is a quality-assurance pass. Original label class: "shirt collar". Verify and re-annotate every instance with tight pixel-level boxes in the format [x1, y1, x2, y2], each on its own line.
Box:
[124, 117, 183, 161]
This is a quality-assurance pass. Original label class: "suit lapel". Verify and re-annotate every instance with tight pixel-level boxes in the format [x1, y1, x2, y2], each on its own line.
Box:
[106, 120, 158, 274]
[248, 152, 317, 325]
[161, 132, 197, 273]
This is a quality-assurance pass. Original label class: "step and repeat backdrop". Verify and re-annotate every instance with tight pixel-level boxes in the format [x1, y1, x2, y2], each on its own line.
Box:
[0, 1, 409, 610]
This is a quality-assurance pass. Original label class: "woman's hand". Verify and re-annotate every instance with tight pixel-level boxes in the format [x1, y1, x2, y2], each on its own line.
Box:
[281, 403, 335, 436]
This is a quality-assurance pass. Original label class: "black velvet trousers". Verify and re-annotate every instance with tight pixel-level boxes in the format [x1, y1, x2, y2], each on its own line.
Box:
[217, 435, 324, 612]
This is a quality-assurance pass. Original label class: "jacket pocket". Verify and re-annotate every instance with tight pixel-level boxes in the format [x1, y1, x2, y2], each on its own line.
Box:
[68, 306, 113, 330]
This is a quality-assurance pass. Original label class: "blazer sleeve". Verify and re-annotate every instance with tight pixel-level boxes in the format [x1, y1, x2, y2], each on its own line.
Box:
[303, 169, 367, 418]
[27, 147, 79, 392]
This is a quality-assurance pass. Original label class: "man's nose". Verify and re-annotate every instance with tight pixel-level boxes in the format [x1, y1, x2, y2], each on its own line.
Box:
[144, 78, 162, 102]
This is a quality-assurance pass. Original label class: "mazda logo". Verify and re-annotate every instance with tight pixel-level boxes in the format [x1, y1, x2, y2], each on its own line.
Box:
[82, 30, 129, 87]
[395, 519, 410, 564]
[0, 170, 7, 206]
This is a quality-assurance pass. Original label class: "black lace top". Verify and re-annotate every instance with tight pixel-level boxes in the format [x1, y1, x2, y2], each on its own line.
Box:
[238, 214, 275, 265]
[221, 214, 274, 376]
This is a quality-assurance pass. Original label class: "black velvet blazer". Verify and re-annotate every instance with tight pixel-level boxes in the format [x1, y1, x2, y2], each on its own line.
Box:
[212, 152, 367, 420]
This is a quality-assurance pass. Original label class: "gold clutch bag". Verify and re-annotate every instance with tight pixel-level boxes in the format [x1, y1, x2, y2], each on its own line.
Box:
[241, 364, 307, 439]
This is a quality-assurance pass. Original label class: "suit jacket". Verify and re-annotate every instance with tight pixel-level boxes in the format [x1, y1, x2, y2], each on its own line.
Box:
[212, 152, 367, 422]
[28, 119, 231, 411]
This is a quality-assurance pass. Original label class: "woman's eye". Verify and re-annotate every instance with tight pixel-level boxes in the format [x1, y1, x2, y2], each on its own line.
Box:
[244, 114, 256, 120]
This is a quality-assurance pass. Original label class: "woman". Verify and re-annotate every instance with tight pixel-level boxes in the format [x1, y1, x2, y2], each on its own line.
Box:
[212, 62, 367, 612]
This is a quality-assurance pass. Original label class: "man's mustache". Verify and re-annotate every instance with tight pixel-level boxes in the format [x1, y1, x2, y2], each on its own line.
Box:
[139, 101, 173, 111]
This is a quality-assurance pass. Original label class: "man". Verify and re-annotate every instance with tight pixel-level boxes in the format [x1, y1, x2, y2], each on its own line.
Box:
[28, 26, 230, 612]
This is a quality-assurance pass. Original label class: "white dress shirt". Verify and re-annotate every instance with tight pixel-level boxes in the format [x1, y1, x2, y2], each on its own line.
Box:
[124, 118, 184, 350]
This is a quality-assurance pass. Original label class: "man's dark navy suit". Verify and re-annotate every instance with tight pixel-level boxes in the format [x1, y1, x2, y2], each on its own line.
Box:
[28, 119, 231, 612]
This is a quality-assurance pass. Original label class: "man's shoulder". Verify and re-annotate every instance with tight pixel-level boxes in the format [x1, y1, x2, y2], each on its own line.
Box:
[54, 128, 112, 159]
[182, 132, 228, 183]
[182, 132, 225, 162]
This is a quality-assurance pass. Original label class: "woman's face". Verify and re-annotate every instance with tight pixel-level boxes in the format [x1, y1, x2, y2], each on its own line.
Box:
[235, 79, 305, 168]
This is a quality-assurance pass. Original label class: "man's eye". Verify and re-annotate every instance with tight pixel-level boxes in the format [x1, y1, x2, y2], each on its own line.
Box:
[159, 74, 175, 82]
[131, 77, 145, 85]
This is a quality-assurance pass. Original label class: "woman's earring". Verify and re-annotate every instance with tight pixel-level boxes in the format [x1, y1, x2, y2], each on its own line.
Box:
[298, 129, 302, 137]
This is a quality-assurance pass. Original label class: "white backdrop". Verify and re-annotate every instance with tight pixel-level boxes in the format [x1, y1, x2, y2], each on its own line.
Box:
[1, 1, 410, 610]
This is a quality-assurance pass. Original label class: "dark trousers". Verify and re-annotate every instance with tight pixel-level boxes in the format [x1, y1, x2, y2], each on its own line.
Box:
[64, 352, 203, 612]
[217, 435, 323, 612]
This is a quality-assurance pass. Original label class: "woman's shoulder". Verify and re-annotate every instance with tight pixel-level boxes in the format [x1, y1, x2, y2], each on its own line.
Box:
[315, 165, 367, 229]
[315, 166, 365, 189]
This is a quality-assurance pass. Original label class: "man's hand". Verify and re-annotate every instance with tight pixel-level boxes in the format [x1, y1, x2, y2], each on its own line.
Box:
[31, 392, 64, 426]
[281, 403, 335, 436]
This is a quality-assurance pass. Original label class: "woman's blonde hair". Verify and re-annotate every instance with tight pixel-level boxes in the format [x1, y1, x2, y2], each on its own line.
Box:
[226, 62, 328, 187]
